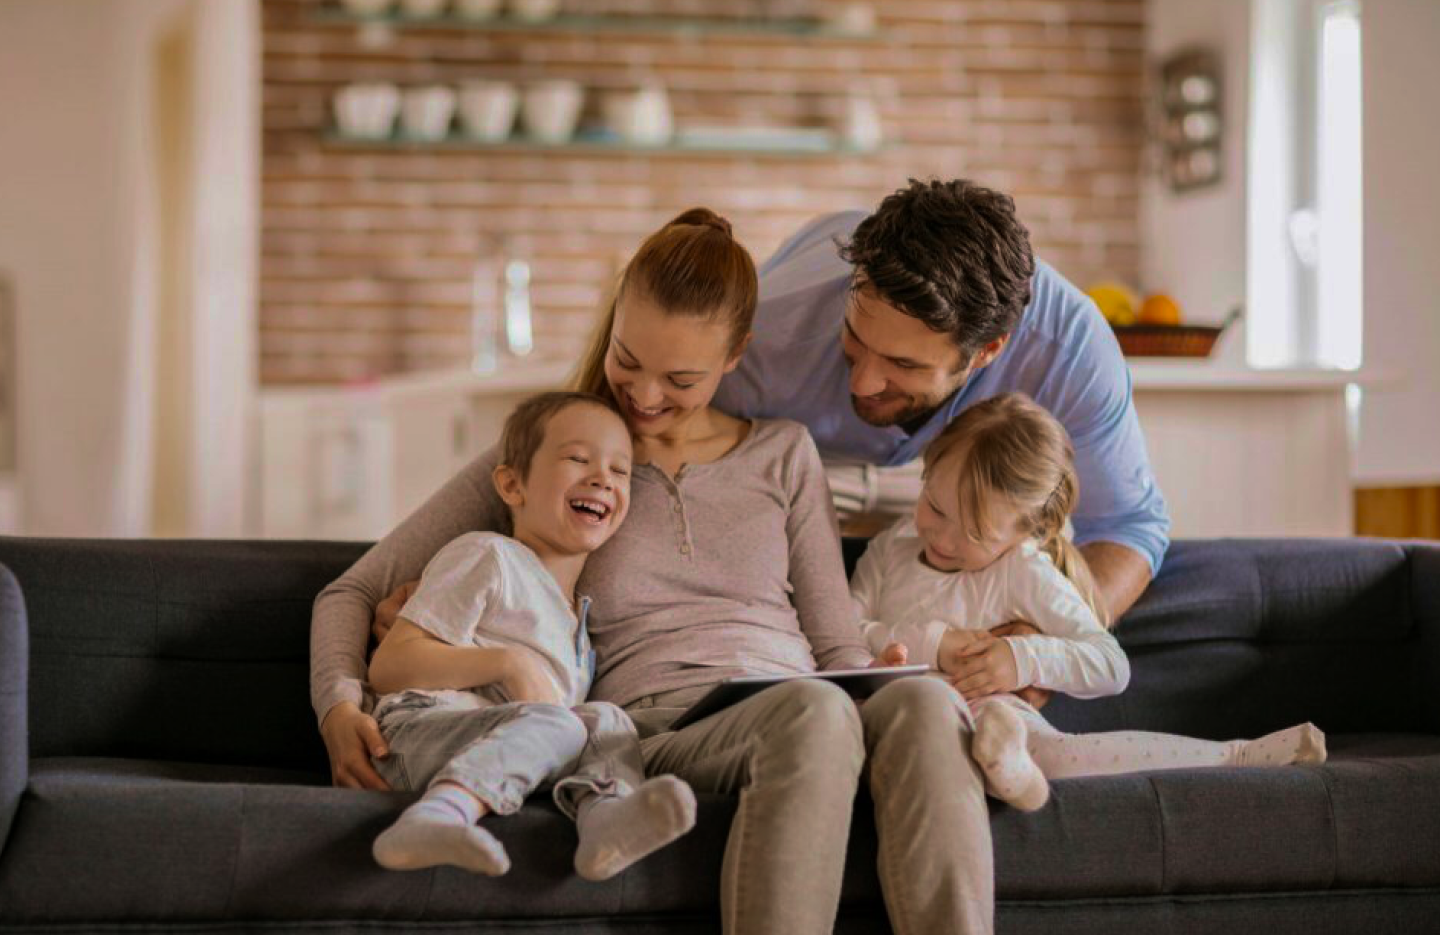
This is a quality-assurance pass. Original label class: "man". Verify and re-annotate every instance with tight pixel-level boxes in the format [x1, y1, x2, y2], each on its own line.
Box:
[712, 178, 1169, 622]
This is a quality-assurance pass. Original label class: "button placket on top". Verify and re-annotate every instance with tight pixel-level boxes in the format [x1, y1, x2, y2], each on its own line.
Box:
[664, 472, 695, 561]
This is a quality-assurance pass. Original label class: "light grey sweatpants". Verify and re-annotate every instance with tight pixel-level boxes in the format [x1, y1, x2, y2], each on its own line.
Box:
[373, 690, 647, 819]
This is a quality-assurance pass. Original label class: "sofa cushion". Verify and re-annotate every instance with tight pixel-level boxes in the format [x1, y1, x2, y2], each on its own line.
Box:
[5, 736, 1439, 925]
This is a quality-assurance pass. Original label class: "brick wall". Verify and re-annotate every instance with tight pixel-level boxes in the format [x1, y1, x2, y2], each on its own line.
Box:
[261, 0, 1146, 384]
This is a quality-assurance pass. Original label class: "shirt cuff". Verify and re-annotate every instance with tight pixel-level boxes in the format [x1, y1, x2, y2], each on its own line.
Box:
[1004, 636, 1041, 690]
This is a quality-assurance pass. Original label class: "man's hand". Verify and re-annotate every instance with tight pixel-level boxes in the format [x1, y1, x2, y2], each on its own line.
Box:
[946, 634, 1020, 703]
[496, 645, 565, 705]
[870, 642, 909, 668]
[937, 628, 995, 677]
[987, 620, 1052, 709]
[372, 580, 420, 647]
[319, 701, 391, 791]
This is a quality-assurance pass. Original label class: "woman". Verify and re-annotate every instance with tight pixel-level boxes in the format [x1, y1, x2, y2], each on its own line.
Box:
[312, 208, 995, 935]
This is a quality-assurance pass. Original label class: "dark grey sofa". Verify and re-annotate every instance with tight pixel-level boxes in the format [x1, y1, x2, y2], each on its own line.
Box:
[1, 535, 1439, 934]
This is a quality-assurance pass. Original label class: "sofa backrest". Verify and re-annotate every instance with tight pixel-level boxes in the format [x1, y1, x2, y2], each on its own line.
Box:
[0, 537, 367, 775]
[3, 535, 1437, 773]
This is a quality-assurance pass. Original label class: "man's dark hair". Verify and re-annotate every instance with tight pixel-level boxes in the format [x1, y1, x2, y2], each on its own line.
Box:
[840, 178, 1036, 359]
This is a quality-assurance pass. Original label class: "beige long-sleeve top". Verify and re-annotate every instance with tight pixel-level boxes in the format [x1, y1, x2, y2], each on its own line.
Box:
[310, 418, 873, 724]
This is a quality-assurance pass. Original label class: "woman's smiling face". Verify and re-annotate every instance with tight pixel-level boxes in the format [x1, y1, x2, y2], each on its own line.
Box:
[604, 292, 745, 438]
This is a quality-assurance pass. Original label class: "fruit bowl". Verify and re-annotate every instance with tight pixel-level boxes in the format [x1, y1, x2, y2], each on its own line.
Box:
[1110, 307, 1241, 358]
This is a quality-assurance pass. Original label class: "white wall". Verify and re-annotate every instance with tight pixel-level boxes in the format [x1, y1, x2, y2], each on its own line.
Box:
[1354, 0, 1440, 486]
[1141, 0, 1252, 365]
[0, 0, 258, 536]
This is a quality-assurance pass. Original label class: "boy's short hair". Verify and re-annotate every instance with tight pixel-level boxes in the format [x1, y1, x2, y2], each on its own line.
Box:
[501, 391, 618, 481]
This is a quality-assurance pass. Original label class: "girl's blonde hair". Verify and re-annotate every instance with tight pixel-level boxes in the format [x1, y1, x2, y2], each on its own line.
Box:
[922, 392, 1108, 626]
[570, 207, 757, 402]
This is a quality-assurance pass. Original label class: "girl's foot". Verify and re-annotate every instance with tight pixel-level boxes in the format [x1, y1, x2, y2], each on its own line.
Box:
[1232, 723, 1327, 767]
[973, 702, 1050, 812]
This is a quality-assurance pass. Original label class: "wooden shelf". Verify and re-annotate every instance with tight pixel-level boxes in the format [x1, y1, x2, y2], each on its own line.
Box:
[323, 127, 882, 158]
[310, 7, 886, 40]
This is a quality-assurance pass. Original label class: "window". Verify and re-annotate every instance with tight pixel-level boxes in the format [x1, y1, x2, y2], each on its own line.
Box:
[1247, 0, 1363, 369]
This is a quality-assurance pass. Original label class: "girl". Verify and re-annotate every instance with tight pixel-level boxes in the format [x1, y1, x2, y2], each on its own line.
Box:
[315, 209, 984, 935]
[851, 392, 1327, 811]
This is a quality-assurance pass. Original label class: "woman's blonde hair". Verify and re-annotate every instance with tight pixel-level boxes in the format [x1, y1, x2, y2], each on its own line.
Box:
[922, 392, 1108, 626]
[569, 207, 757, 402]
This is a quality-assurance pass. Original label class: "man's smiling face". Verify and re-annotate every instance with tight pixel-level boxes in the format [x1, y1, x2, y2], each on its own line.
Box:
[840, 281, 1008, 428]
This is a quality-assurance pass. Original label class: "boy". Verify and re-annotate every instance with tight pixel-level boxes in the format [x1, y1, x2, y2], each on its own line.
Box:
[367, 391, 695, 880]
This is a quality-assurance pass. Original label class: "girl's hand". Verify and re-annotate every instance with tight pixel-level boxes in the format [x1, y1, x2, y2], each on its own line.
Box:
[372, 579, 420, 648]
[496, 644, 565, 705]
[987, 620, 1051, 709]
[319, 701, 392, 791]
[947, 636, 1020, 702]
[869, 642, 909, 668]
[937, 628, 992, 676]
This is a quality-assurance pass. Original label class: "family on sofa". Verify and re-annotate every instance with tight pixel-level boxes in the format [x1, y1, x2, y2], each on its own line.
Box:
[310, 179, 1327, 935]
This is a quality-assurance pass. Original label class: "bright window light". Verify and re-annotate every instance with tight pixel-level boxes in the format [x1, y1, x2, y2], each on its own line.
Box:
[1316, 1, 1363, 370]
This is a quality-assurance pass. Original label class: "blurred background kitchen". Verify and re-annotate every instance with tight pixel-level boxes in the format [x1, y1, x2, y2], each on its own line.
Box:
[1, 0, 1436, 543]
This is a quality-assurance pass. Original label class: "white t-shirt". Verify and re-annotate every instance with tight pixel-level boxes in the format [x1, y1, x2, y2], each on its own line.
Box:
[851, 519, 1130, 700]
[383, 531, 593, 712]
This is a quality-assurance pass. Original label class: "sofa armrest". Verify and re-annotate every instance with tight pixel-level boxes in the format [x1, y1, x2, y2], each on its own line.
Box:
[0, 562, 27, 858]
[1411, 542, 1440, 733]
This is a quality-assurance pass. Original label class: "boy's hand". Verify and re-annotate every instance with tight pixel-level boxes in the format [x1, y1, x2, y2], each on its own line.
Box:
[319, 701, 392, 791]
[869, 642, 909, 668]
[947, 635, 1021, 702]
[372, 579, 420, 648]
[497, 643, 565, 705]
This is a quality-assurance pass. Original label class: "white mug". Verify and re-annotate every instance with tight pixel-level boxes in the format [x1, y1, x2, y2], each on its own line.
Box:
[522, 80, 584, 143]
[400, 85, 458, 141]
[458, 81, 519, 141]
[333, 82, 401, 138]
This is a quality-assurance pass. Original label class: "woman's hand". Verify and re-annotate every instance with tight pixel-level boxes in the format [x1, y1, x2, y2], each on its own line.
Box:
[372, 580, 420, 647]
[496, 645, 565, 705]
[319, 701, 392, 791]
[946, 634, 1020, 702]
[869, 642, 909, 668]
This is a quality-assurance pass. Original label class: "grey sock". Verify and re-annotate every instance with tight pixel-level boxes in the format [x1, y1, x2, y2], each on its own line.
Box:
[574, 775, 697, 881]
[373, 785, 510, 875]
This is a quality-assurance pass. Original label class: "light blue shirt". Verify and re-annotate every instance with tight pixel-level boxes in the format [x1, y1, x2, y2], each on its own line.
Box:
[713, 211, 1171, 574]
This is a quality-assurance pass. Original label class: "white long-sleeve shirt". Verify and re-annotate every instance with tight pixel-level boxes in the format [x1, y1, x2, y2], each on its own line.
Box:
[851, 519, 1130, 700]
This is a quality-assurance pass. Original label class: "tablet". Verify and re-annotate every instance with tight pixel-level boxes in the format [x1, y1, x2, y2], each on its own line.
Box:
[667, 664, 934, 730]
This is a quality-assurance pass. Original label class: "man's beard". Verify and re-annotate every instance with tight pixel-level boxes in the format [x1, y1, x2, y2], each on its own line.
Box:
[850, 393, 945, 431]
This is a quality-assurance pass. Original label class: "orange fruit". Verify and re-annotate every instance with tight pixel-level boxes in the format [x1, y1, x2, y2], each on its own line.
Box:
[1085, 282, 1139, 327]
[1139, 294, 1183, 326]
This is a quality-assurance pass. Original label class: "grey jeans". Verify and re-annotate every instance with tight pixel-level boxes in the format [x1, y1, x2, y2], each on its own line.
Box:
[373, 691, 646, 819]
[627, 676, 993, 935]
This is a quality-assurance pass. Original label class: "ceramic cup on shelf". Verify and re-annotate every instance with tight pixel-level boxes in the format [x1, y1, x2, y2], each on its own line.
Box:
[339, 0, 396, 16]
[458, 80, 519, 141]
[400, 84, 458, 141]
[454, 0, 503, 18]
[521, 80, 584, 143]
[333, 82, 401, 139]
[399, 0, 449, 17]
[508, 0, 561, 23]
[602, 83, 673, 146]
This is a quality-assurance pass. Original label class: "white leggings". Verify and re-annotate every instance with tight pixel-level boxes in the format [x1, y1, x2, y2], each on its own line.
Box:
[972, 694, 1311, 778]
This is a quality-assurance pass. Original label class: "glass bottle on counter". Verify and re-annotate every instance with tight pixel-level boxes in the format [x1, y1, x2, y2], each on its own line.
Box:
[470, 242, 535, 374]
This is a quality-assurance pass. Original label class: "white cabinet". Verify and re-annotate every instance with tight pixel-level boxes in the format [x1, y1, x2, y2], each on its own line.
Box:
[259, 363, 572, 540]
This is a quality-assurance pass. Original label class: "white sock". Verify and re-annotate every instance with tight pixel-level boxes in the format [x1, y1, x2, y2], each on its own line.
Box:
[574, 775, 697, 881]
[972, 703, 1050, 812]
[373, 784, 510, 875]
[1231, 723, 1328, 767]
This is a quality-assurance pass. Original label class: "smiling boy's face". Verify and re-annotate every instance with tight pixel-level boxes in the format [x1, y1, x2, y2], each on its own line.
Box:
[497, 402, 634, 557]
